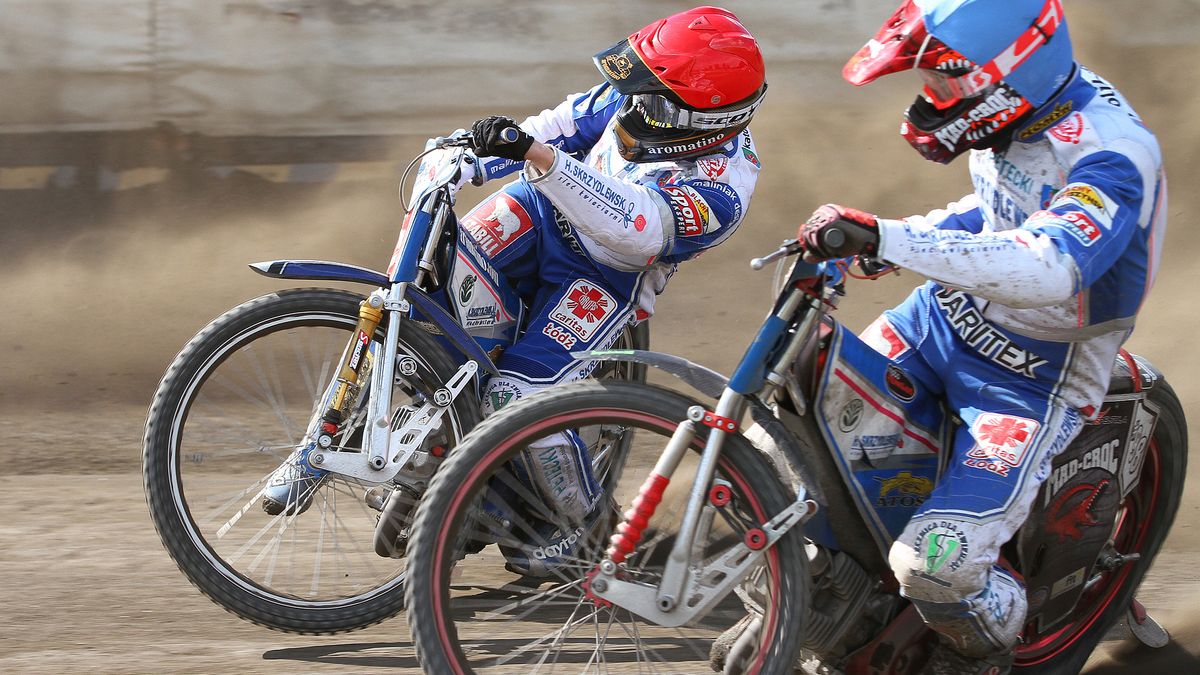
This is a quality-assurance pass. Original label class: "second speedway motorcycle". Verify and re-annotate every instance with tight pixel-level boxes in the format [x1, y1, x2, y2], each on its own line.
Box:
[142, 134, 647, 633]
[403, 239, 1185, 673]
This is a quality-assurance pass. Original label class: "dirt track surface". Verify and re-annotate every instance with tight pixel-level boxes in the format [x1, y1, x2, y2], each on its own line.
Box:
[3, 1, 1200, 673]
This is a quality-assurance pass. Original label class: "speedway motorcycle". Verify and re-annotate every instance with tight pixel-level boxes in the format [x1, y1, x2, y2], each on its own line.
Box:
[403, 237, 1184, 673]
[142, 133, 647, 633]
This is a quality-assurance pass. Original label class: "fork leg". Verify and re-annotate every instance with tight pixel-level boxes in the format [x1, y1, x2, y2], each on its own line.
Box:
[606, 409, 701, 564]
[313, 292, 385, 450]
[656, 389, 746, 611]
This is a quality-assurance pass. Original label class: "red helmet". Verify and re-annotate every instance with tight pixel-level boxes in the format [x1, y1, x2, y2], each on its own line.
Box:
[593, 6, 767, 162]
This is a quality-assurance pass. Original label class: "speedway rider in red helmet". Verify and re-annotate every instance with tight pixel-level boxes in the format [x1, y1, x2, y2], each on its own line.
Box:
[460, 6, 764, 576]
[262, 7, 767, 574]
[791, 0, 1166, 673]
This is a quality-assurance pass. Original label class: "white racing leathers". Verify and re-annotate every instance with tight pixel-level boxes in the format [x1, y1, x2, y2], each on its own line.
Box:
[466, 84, 759, 526]
[870, 66, 1166, 657]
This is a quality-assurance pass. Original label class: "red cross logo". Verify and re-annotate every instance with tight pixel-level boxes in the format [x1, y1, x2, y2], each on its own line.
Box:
[566, 285, 609, 322]
[978, 417, 1030, 448]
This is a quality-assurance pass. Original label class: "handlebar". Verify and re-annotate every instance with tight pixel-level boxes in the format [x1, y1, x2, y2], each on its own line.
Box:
[433, 126, 520, 149]
[750, 240, 802, 270]
[433, 133, 473, 149]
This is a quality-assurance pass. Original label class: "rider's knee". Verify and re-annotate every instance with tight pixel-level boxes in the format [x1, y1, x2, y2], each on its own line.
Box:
[888, 523, 989, 604]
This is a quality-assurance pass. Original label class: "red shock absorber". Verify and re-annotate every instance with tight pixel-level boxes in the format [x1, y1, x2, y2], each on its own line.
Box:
[606, 410, 702, 565]
[607, 472, 670, 564]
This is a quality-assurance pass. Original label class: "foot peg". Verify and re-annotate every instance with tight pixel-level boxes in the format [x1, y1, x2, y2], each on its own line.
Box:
[1127, 598, 1170, 648]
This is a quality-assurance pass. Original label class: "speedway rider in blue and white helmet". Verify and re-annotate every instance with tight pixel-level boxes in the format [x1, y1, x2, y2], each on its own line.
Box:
[795, 0, 1167, 672]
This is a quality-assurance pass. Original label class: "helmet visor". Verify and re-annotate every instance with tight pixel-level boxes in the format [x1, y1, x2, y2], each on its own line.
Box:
[918, 68, 976, 108]
[631, 88, 765, 132]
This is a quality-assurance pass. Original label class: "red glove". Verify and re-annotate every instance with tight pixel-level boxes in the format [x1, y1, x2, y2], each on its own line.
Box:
[798, 204, 880, 261]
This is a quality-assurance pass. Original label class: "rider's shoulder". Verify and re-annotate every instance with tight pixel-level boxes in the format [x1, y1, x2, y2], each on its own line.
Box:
[677, 129, 761, 185]
[1038, 67, 1161, 170]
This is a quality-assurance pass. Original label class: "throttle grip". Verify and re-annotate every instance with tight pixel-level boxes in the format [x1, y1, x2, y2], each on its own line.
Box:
[821, 226, 847, 251]
[498, 127, 520, 144]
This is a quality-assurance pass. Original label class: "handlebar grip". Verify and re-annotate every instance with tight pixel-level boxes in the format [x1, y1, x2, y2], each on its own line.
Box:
[821, 226, 847, 251]
[498, 127, 520, 144]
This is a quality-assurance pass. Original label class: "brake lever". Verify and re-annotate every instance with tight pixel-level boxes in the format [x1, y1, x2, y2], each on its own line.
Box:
[434, 133, 474, 149]
[750, 239, 803, 270]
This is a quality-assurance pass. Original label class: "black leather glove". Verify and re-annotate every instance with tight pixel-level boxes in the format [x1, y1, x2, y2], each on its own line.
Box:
[469, 116, 535, 162]
[798, 203, 881, 261]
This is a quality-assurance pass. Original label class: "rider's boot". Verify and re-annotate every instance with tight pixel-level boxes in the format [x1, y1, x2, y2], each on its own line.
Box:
[499, 498, 613, 578]
[493, 430, 608, 577]
[261, 445, 327, 516]
[921, 640, 1013, 675]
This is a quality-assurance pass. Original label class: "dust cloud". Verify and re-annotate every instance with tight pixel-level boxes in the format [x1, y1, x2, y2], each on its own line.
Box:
[0, 1, 1198, 672]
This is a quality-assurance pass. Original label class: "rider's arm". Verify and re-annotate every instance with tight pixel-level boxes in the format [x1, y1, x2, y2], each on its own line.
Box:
[475, 84, 622, 183]
[523, 146, 674, 260]
[523, 144, 753, 263]
[876, 149, 1149, 308]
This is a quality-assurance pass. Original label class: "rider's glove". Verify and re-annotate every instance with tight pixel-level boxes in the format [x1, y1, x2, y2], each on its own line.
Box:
[469, 116, 534, 162]
[798, 204, 881, 261]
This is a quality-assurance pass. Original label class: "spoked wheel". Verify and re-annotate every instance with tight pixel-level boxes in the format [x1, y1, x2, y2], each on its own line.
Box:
[143, 288, 479, 633]
[406, 381, 807, 674]
[1014, 380, 1187, 673]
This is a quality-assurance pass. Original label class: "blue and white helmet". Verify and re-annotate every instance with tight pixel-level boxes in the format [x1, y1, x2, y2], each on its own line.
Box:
[843, 0, 1075, 163]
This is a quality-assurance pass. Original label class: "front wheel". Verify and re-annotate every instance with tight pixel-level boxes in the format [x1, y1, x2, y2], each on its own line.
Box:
[143, 288, 479, 633]
[405, 380, 808, 674]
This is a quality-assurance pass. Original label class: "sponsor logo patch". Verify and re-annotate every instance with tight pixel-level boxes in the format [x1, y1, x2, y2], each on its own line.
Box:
[662, 185, 713, 237]
[838, 398, 864, 432]
[885, 364, 917, 402]
[462, 194, 534, 256]
[1018, 101, 1073, 140]
[875, 471, 933, 509]
[963, 413, 1040, 477]
[1059, 211, 1103, 246]
[486, 383, 520, 412]
[1048, 112, 1085, 144]
[549, 280, 617, 341]
[863, 316, 910, 359]
[464, 304, 500, 328]
[850, 433, 901, 461]
[697, 157, 728, 179]
[742, 146, 760, 168]
[915, 521, 970, 575]
[458, 274, 475, 305]
[1056, 185, 1106, 212]
[933, 288, 1049, 378]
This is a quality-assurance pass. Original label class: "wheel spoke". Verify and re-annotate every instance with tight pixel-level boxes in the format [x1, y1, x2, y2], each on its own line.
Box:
[410, 386, 804, 673]
[150, 295, 464, 632]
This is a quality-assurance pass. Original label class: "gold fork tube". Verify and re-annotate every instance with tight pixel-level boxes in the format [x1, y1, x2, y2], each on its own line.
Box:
[328, 297, 384, 417]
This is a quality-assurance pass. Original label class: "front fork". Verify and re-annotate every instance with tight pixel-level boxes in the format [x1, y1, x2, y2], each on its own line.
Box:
[312, 290, 386, 452]
[591, 286, 823, 625]
[591, 389, 815, 627]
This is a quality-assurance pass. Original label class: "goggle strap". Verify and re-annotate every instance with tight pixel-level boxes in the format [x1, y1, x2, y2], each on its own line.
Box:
[949, 0, 1064, 98]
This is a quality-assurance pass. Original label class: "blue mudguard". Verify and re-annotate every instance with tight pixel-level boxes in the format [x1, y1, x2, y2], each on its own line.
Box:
[249, 260, 390, 287]
[249, 259, 500, 376]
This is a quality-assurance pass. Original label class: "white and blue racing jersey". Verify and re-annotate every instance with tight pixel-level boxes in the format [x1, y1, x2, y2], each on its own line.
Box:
[876, 66, 1166, 411]
[475, 83, 761, 316]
